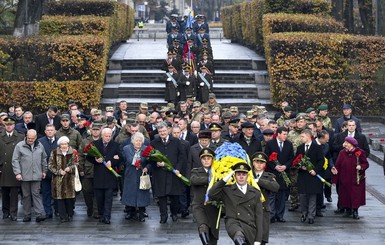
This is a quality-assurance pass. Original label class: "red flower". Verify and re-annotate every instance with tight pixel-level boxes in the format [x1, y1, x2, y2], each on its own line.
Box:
[269, 152, 278, 162]
[83, 121, 91, 128]
[134, 160, 142, 170]
[142, 145, 153, 157]
[84, 143, 93, 153]
[355, 151, 362, 157]
[292, 154, 303, 167]
[73, 150, 80, 157]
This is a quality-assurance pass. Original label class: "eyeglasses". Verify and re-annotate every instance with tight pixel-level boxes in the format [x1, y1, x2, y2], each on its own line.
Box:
[138, 121, 145, 123]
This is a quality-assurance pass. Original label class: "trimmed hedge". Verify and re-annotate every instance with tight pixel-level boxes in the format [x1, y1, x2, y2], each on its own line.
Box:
[265, 32, 385, 114]
[0, 81, 102, 112]
[221, 0, 332, 52]
[0, 35, 107, 83]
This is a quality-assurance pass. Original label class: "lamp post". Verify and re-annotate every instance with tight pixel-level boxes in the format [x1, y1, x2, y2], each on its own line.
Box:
[144, 1, 148, 20]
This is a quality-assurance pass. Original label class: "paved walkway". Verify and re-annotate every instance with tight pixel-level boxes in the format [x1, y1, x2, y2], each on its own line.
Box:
[111, 39, 265, 61]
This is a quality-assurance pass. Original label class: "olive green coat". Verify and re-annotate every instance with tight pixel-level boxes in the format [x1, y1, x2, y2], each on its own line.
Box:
[0, 131, 24, 187]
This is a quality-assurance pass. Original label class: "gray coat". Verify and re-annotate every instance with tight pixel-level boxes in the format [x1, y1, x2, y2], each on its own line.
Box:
[0, 131, 24, 187]
[12, 140, 47, 181]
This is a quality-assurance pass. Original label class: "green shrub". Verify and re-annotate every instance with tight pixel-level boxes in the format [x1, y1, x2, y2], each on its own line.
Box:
[264, 0, 331, 15]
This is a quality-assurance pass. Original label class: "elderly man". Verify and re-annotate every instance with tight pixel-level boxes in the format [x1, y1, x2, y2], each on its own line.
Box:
[15, 111, 34, 135]
[12, 129, 47, 222]
[231, 122, 262, 159]
[0, 117, 24, 221]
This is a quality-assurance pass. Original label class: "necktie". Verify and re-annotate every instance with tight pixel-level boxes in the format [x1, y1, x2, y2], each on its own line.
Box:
[349, 132, 353, 137]
[279, 141, 283, 152]
[181, 132, 185, 140]
[305, 144, 309, 154]
[163, 138, 167, 144]
[256, 173, 260, 179]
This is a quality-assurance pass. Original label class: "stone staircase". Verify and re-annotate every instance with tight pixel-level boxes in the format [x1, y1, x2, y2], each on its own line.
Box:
[101, 39, 272, 112]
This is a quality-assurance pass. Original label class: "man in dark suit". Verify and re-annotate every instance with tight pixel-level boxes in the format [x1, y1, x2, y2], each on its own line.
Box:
[190, 148, 219, 245]
[87, 128, 122, 224]
[35, 106, 61, 138]
[221, 118, 240, 141]
[150, 122, 186, 223]
[264, 126, 294, 223]
[251, 152, 280, 245]
[296, 129, 325, 225]
[231, 122, 262, 159]
[15, 111, 34, 135]
[178, 118, 198, 146]
[209, 162, 263, 245]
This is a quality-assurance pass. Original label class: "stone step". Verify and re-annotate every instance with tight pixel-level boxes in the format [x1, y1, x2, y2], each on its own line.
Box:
[132, 27, 224, 39]
[109, 59, 266, 71]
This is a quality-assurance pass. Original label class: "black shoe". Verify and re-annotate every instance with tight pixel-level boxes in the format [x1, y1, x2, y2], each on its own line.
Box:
[138, 215, 145, 222]
[181, 210, 189, 218]
[60, 218, 68, 223]
[54, 211, 59, 217]
[3, 213, 10, 219]
[276, 218, 286, 223]
[343, 209, 352, 217]
[308, 218, 314, 224]
[36, 216, 45, 223]
[160, 215, 168, 224]
[125, 213, 134, 220]
[68, 216, 73, 222]
[352, 210, 360, 220]
[321, 205, 326, 209]
[23, 217, 31, 222]
[143, 212, 148, 218]
[301, 215, 307, 223]
[316, 211, 324, 217]
[45, 214, 53, 219]
[199, 232, 210, 245]
[10, 215, 17, 221]
[234, 236, 247, 245]
[171, 214, 178, 222]
[288, 206, 298, 212]
[270, 217, 276, 223]
[87, 209, 93, 217]
[103, 218, 111, 224]
[326, 197, 332, 202]
[93, 213, 100, 219]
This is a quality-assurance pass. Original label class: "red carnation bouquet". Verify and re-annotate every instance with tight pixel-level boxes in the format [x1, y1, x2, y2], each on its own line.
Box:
[59, 150, 80, 184]
[355, 151, 363, 184]
[292, 154, 332, 187]
[268, 152, 291, 186]
[83, 143, 121, 178]
[142, 145, 190, 186]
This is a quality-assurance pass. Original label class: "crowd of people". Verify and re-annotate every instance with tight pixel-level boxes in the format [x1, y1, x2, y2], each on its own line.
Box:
[0, 98, 371, 244]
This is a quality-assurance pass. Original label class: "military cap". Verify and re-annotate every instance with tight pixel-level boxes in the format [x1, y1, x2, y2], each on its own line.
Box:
[105, 106, 114, 112]
[222, 112, 232, 119]
[106, 116, 116, 124]
[241, 122, 254, 129]
[168, 64, 175, 69]
[246, 110, 254, 119]
[209, 123, 222, 131]
[211, 107, 220, 113]
[187, 37, 194, 42]
[193, 101, 201, 107]
[165, 121, 173, 128]
[167, 50, 173, 55]
[167, 103, 175, 110]
[231, 162, 251, 173]
[172, 38, 180, 43]
[139, 102, 148, 109]
[262, 129, 274, 135]
[171, 14, 178, 18]
[200, 65, 208, 70]
[3, 117, 16, 125]
[251, 152, 268, 162]
[93, 109, 102, 115]
[295, 115, 306, 121]
[127, 111, 136, 119]
[202, 52, 209, 57]
[305, 107, 315, 113]
[209, 93, 216, 98]
[160, 106, 169, 112]
[0, 112, 7, 118]
[283, 106, 293, 112]
[183, 65, 191, 70]
[166, 110, 177, 117]
[91, 122, 103, 130]
[230, 106, 238, 112]
[172, 26, 179, 30]
[199, 148, 215, 159]
[198, 130, 212, 139]
[61, 114, 70, 121]
[202, 38, 209, 43]
[343, 104, 352, 109]
[317, 104, 328, 111]
[186, 26, 192, 30]
[198, 26, 206, 31]
[229, 118, 240, 126]
[125, 118, 135, 125]
[77, 114, 88, 121]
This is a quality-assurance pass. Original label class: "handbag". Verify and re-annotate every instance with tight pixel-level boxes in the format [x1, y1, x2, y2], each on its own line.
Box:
[74, 166, 82, 192]
[139, 172, 151, 190]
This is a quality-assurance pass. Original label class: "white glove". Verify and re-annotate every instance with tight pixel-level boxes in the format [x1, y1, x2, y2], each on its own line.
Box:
[186, 81, 190, 86]
[194, 70, 198, 76]
[223, 170, 235, 182]
[177, 92, 180, 96]
[254, 242, 261, 245]
[167, 78, 172, 81]
[200, 82, 204, 86]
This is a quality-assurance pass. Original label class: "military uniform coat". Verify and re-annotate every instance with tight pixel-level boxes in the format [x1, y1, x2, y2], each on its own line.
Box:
[208, 180, 263, 244]
[56, 127, 82, 151]
[79, 136, 96, 178]
[48, 147, 77, 199]
[150, 136, 186, 196]
[196, 72, 213, 103]
[164, 72, 179, 102]
[178, 73, 196, 101]
[187, 143, 216, 177]
[0, 131, 24, 187]
[254, 171, 280, 243]
[190, 167, 219, 240]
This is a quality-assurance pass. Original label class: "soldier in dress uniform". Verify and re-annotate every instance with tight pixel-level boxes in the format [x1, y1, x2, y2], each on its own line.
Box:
[251, 152, 280, 245]
[178, 65, 196, 102]
[197, 52, 214, 75]
[164, 64, 180, 104]
[317, 104, 332, 129]
[209, 123, 226, 147]
[166, 14, 181, 34]
[181, 26, 196, 47]
[196, 66, 213, 103]
[190, 148, 220, 245]
[208, 162, 263, 245]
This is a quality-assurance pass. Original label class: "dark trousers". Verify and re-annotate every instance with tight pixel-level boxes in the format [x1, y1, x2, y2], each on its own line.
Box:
[324, 178, 332, 198]
[316, 193, 324, 212]
[269, 189, 287, 219]
[158, 195, 179, 217]
[41, 178, 57, 216]
[94, 188, 113, 219]
[1, 186, 19, 216]
[300, 193, 317, 219]
[179, 186, 190, 212]
[57, 198, 75, 219]
[82, 178, 98, 215]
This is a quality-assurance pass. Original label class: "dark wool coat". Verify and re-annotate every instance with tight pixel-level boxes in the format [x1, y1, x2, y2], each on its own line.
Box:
[177, 74, 196, 101]
[48, 147, 77, 199]
[231, 133, 262, 160]
[190, 167, 219, 240]
[209, 180, 263, 244]
[121, 144, 151, 208]
[164, 72, 179, 102]
[333, 147, 369, 209]
[150, 136, 186, 196]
